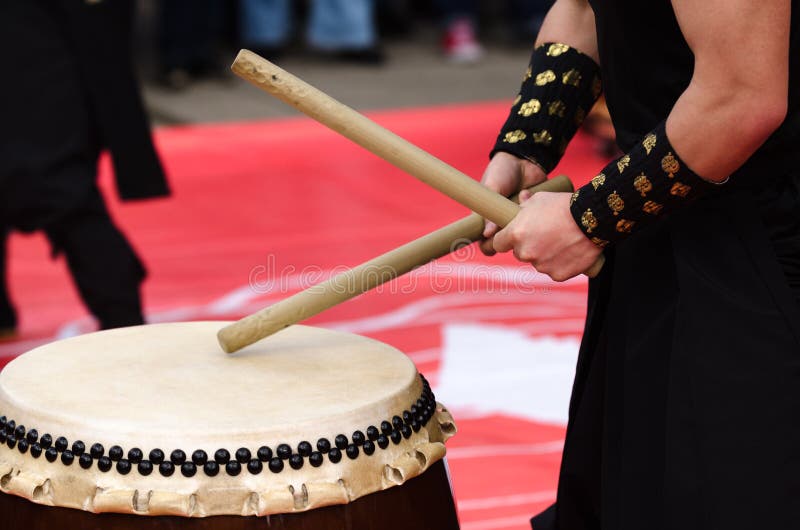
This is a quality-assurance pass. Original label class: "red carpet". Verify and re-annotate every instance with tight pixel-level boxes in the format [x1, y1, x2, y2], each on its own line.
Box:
[2, 100, 610, 529]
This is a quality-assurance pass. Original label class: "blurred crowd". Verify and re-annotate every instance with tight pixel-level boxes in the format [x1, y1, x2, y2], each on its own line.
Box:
[148, 0, 554, 89]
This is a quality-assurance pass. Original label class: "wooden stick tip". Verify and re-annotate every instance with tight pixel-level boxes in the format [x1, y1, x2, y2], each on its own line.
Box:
[216, 328, 239, 354]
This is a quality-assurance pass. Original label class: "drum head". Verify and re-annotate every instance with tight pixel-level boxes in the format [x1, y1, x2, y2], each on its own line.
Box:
[0, 323, 455, 517]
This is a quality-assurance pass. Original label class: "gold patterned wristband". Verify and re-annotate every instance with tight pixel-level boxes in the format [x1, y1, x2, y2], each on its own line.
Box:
[490, 43, 602, 173]
[569, 121, 719, 247]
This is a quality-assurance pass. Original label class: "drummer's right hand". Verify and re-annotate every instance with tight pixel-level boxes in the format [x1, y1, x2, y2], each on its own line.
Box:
[480, 152, 547, 256]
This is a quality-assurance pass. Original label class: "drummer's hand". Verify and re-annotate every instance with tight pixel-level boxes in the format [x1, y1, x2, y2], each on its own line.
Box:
[479, 152, 547, 256]
[493, 191, 602, 282]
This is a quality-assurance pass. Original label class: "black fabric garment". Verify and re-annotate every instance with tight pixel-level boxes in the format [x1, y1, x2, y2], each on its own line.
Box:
[0, 0, 169, 226]
[0, 185, 146, 331]
[0, 232, 16, 330]
[0, 0, 160, 328]
[43, 186, 147, 330]
[532, 1, 800, 529]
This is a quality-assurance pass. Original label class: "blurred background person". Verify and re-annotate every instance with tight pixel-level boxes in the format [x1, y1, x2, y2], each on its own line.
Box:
[0, 0, 169, 336]
[433, 0, 553, 63]
[434, 0, 485, 63]
[157, 0, 230, 89]
[240, 0, 385, 64]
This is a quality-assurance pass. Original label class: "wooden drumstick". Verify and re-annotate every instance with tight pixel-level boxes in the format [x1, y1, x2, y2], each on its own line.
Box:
[230, 50, 605, 271]
[218, 176, 572, 353]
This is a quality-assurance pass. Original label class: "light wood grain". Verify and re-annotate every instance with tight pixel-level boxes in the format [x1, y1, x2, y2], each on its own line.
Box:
[218, 177, 574, 353]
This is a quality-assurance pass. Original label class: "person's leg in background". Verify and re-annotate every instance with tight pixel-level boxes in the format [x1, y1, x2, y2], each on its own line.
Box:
[0, 229, 17, 337]
[158, 0, 227, 89]
[433, 0, 484, 63]
[44, 187, 147, 331]
[239, 0, 292, 61]
[307, 0, 384, 64]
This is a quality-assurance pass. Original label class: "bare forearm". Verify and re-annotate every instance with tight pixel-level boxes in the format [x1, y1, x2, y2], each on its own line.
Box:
[666, 0, 789, 182]
[535, 0, 599, 63]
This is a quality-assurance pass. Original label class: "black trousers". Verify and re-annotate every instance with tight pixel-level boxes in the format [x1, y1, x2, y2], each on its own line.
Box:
[0, 187, 146, 331]
[532, 174, 800, 530]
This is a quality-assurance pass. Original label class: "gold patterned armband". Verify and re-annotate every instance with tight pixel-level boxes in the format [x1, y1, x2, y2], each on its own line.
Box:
[490, 43, 602, 172]
[569, 121, 720, 247]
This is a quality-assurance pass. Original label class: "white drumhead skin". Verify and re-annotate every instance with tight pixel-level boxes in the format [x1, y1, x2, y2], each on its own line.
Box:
[0, 323, 456, 517]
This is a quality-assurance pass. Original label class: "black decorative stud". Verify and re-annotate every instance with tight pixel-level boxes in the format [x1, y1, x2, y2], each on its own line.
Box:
[116, 460, 132, 475]
[214, 449, 231, 464]
[45, 447, 58, 463]
[363, 440, 375, 456]
[79, 454, 93, 469]
[14, 425, 25, 439]
[138, 461, 154, 476]
[17, 439, 29, 454]
[159, 462, 175, 477]
[181, 463, 197, 478]
[91, 443, 105, 459]
[109, 446, 124, 462]
[61, 450, 74, 466]
[345, 444, 359, 460]
[277, 444, 292, 460]
[30, 443, 42, 459]
[352, 431, 365, 446]
[289, 454, 303, 470]
[55, 437, 68, 452]
[72, 441, 85, 456]
[392, 416, 403, 430]
[377, 434, 389, 449]
[257, 446, 272, 462]
[401, 425, 412, 439]
[235, 448, 251, 463]
[26, 429, 38, 444]
[309, 452, 323, 467]
[128, 448, 144, 464]
[247, 459, 263, 475]
[98, 456, 113, 472]
[40, 434, 53, 449]
[316, 438, 331, 454]
[5, 436, 16, 449]
[226, 461, 241, 476]
[149, 449, 165, 465]
[170, 449, 187, 465]
[204, 461, 220, 477]
[268, 457, 284, 473]
[328, 448, 342, 464]
[390, 430, 402, 444]
[334, 435, 348, 450]
[192, 450, 208, 466]
[366, 426, 379, 441]
[380, 421, 393, 435]
[297, 441, 312, 457]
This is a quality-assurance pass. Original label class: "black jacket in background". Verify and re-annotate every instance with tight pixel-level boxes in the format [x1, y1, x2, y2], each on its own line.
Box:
[0, 0, 169, 231]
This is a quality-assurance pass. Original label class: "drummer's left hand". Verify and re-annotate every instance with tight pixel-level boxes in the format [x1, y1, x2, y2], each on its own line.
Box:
[493, 190, 602, 282]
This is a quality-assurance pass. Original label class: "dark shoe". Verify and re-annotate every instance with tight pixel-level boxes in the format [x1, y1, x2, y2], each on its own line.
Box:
[330, 47, 386, 66]
[158, 67, 192, 91]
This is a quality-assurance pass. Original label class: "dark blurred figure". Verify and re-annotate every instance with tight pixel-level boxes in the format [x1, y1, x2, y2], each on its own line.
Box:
[0, 0, 170, 336]
[158, 0, 229, 89]
[434, 0, 553, 63]
[435, 0, 485, 63]
[239, 0, 384, 64]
